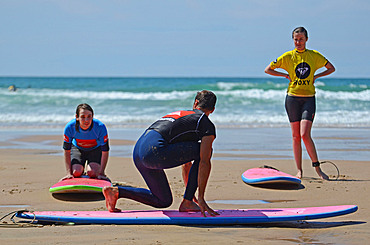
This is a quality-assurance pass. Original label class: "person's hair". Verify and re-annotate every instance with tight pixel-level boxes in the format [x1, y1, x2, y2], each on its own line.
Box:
[195, 90, 217, 111]
[292, 27, 308, 39]
[75, 103, 94, 131]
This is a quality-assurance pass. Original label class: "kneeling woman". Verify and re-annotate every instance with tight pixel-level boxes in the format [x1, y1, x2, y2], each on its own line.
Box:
[62, 103, 110, 181]
[104, 90, 219, 217]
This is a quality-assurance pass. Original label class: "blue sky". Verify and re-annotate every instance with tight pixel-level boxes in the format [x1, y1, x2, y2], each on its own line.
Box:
[0, 0, 369, 77]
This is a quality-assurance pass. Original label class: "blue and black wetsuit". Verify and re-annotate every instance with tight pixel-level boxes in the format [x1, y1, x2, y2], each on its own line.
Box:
[117, 109, 216, 208]
[63, 118, 109, 166]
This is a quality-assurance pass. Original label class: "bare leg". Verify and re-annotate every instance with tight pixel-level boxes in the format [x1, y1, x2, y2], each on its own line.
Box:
[300, 120, 318, 161]
[290, 122, 303, 178]
[179, 199, 200, 212]
[103, 186, 121, 212]
[314, 166, 329, 180]
[300, 120, 329, 180]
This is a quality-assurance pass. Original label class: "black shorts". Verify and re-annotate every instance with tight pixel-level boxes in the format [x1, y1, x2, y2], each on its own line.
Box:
[285, 95, 316, 123]
[71, 145, 102, 166]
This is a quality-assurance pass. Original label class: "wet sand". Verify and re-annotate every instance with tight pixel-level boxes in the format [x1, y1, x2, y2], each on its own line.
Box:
[0, 128, 369, 244]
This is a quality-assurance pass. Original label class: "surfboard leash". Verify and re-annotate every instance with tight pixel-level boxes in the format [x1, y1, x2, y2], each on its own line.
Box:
[0, 210, 42, 227]
[260, 165, 279, 171]
[320, 161, 340, 181]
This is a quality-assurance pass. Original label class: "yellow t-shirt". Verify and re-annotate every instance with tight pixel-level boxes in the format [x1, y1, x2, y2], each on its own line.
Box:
[270, 49, 328, 96]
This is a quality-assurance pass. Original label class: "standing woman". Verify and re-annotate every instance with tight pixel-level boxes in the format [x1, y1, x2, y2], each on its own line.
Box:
[264, 27, 335, 180]
[62, 103, 110, 181]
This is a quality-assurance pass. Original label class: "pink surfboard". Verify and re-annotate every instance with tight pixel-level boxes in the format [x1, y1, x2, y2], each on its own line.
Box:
[16, 205, 357, 225]
[49, 177, 112, 194]
[242, 167, 301, 185]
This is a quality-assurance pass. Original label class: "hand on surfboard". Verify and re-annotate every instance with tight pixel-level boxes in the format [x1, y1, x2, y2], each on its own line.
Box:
[98, 174, 111, 182]
[60, 174, 74, 181]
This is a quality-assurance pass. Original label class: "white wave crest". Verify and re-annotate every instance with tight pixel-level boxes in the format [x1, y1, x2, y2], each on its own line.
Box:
[349, 83, 368, 89]
[216, 82, 255, 90]
[2, 109, 368, 127]
[216, 81, 286, 90]
[314, 81, 326, 87]
[217, 89, 286, 100]
[316, 89, 370, 101]
[3, 89, 195, 101]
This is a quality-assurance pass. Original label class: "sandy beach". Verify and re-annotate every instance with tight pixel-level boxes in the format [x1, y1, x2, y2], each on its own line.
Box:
[1, 0, 369, 243]
[0, 127, 369, 245]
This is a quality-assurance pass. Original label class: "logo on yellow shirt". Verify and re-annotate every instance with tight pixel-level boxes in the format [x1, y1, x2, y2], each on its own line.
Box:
[295, 62, 311, 79]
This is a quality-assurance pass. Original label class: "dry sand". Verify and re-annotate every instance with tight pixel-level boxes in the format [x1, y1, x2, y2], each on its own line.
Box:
[0, 134, 369, 245]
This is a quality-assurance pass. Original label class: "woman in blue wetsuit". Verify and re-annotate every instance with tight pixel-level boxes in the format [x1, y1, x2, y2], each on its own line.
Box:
[62, 103, 110, 181]
[265, 27, 335, 180]
[103, 90, 219, 217]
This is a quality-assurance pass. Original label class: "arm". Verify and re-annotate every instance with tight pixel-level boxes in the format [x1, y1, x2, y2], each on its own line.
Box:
[264, 63, 290, 79]
[182, 161, 198, 203]
[98, 124, 110, 180]
[197, 135, 219, 217]
[98, 151, 109, 180]
[61, 149, 73, 180]
[62, 123, 75, 180]
[314, 61, 335, 82]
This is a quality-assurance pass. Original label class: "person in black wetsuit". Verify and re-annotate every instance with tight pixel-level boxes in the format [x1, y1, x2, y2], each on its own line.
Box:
[103, 90, 219, 217]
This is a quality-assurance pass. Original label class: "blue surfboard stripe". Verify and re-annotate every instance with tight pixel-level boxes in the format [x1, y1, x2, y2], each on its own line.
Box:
[241, 174, 301, 185]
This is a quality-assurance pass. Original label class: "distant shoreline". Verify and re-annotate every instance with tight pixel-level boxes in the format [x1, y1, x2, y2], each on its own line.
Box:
[1, 127, 369, 161]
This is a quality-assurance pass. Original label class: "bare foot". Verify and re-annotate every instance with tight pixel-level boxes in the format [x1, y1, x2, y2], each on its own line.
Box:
[103, 186, 121, 212]
[315, 167, 329, 180]
[179, 199, 201, 212]
[296, 170, 303, 179]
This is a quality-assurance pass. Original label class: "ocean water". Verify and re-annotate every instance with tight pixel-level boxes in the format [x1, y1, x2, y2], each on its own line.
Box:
[0, 77, 369, 128]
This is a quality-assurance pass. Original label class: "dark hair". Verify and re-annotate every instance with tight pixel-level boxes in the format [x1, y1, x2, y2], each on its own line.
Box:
[292, 27, 308, 39]
[75, 103, 94, 131]
[195, 90, 217, 111]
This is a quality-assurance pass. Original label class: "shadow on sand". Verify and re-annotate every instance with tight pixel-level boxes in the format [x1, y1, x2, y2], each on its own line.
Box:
[52, 193, 105, 202]
[184, 220, 365, 229]
[246, 182, 305, 190]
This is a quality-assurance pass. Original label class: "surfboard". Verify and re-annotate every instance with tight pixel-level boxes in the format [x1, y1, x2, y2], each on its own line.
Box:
[49, 177, 112, 194]
[16, 205, 357, 225]
[242, 167, 301, 185]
